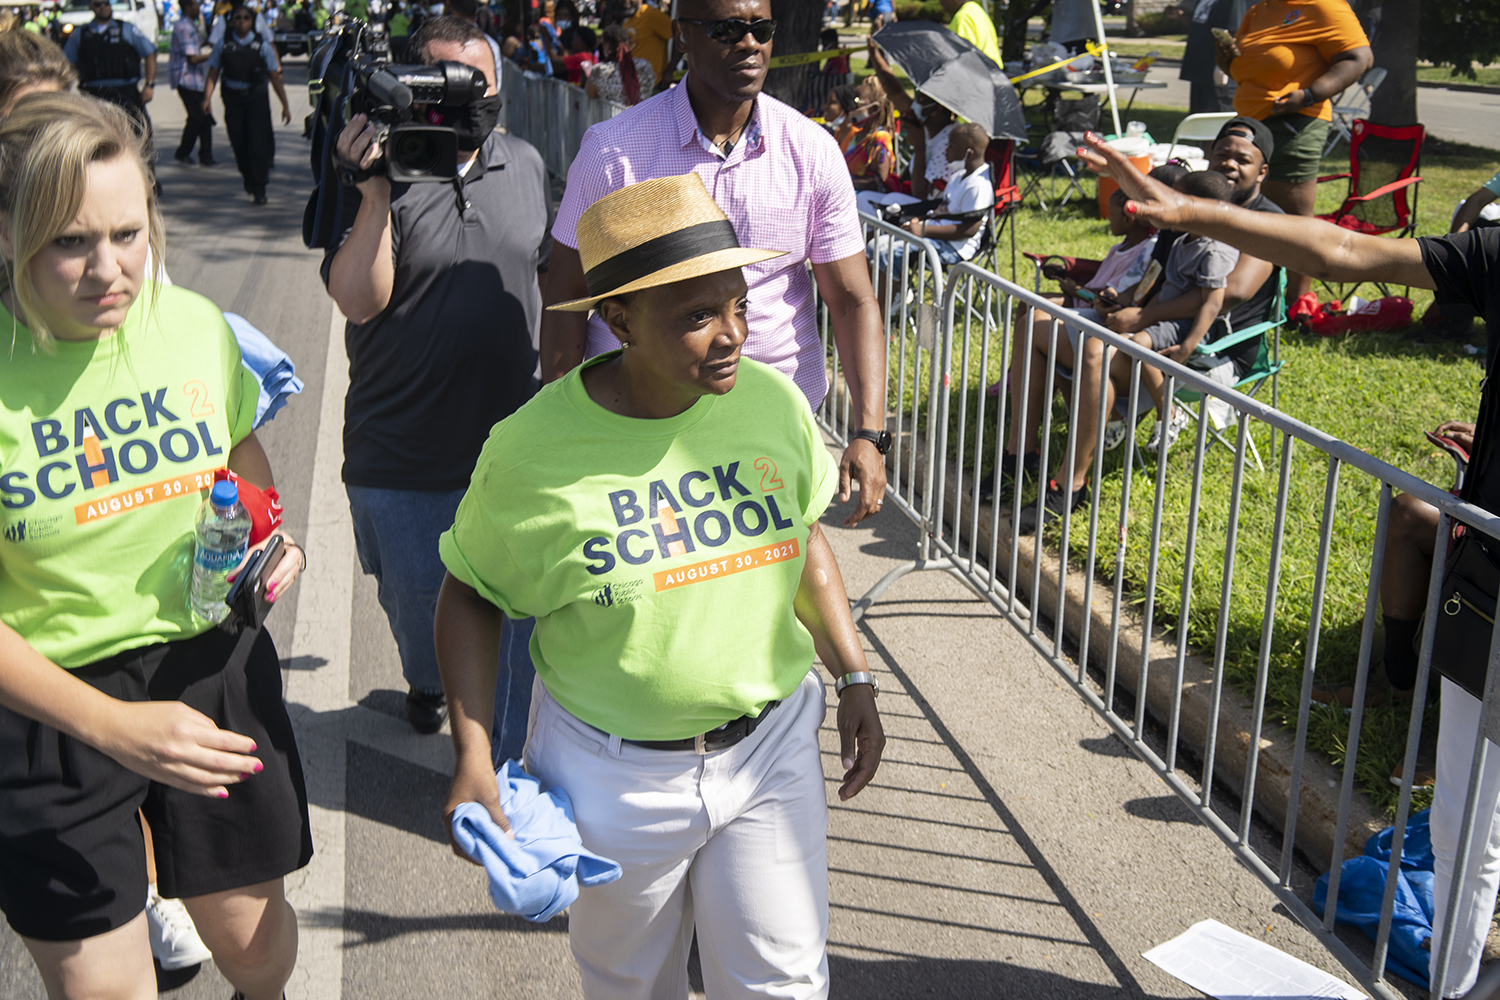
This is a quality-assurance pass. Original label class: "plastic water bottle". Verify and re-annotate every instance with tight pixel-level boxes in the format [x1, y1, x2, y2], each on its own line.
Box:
[190, 481, 252, 623]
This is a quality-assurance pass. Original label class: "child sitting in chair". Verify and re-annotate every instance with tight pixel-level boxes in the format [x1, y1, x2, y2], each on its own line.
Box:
[895, 122, 995, 265]
[1104, 168, 1239, 449]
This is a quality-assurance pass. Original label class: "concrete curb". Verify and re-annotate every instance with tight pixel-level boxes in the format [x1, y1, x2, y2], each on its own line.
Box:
[885, 435, 1387, 874]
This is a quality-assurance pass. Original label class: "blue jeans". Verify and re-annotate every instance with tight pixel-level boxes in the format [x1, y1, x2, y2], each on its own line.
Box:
[346, 485, 535, 764]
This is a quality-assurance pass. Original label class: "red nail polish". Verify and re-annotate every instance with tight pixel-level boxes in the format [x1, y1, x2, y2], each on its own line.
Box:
[254, 761, 264, 773]
[241, 772, 253, 781]
[218, 789, 229, 799]
[1126, 203, 1137, 214]
[249, 742, 257, 752]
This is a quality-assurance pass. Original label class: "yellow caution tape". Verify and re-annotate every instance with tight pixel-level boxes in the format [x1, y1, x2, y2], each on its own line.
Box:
[767, 45, 862, 68]
[1007, 39, 1109, 85]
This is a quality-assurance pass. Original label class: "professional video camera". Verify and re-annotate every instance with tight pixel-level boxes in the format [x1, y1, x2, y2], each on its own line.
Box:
[303, 17, 491, 247]
[314, 19, 487, 183]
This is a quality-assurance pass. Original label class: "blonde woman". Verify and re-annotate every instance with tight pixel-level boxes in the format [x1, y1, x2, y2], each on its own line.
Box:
[0, 92, 309, 1000]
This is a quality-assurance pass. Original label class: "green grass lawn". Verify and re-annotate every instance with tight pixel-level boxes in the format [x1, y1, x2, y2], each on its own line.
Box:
[1418, 64, 1500, 88]
[947, 102, 1499, 815]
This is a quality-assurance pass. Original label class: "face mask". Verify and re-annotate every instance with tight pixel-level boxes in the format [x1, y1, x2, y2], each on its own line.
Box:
[556, 18, 571, 29]
[946, 158, 967, 177]
[909, 99, 925, 123]
[826, 115, 844, 128]
[431, 93, 502, 152]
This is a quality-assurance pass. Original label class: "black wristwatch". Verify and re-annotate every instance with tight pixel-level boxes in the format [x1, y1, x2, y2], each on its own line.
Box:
[853, 428, 892, 454]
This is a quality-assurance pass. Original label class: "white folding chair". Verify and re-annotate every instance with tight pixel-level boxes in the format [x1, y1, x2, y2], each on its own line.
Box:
[1324, 67, 1387, 156]
[1164, 111, 1236, 162]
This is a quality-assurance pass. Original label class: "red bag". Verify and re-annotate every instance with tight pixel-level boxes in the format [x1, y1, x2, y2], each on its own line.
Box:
[212, 469, 283, 544]
[1308, 296, 1415, 337]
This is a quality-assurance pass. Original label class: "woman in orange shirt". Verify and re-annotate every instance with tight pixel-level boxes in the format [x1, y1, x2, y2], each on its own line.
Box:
[1216, 0, 1371, 299]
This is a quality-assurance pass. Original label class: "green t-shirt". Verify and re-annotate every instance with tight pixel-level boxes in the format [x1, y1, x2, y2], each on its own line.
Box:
[950, 0, 1002, 65]
[440, 355, 838, 742]
[0, 284, 259, 668]
[388, 11, 410, 36]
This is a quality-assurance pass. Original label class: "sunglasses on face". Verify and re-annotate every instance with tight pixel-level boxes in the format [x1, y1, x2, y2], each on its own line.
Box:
[679, 17, 776, 45]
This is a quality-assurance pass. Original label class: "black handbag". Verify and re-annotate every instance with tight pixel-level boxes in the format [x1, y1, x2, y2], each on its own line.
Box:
[1432, 529, 1500, 699]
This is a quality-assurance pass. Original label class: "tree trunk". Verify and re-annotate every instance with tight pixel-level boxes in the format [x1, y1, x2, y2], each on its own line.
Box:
[763, 0, 822, 113]
[1000, 0, 1052, 62]
[1368, 0, 1419, 125]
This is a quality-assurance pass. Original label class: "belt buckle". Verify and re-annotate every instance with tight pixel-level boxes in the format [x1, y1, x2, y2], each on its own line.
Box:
[694, 732, 707, 755]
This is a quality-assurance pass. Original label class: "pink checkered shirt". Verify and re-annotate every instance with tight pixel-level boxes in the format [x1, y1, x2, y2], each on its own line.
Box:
[552, 80, 865, 408]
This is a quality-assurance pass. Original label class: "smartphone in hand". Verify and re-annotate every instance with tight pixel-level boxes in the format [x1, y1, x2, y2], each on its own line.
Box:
[220, 535, 287, 633]
[1211, 27, 1235, 44]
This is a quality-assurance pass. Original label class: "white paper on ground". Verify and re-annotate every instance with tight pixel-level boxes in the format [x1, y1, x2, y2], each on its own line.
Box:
[1142, 919, 1368, 1000]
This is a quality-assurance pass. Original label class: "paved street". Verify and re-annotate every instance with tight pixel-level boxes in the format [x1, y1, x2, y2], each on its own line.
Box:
[0, 61, 1412, 999]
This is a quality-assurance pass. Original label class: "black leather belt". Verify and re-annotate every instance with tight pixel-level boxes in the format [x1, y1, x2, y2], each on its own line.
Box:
[625, 701, 781, 755]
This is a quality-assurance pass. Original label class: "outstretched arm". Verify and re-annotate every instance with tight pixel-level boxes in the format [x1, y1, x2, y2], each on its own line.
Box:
[1077, 134, 1435, 290]
[794, 521, 884, 800]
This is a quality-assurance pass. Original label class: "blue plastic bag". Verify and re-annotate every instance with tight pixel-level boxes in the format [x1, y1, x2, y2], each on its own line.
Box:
[1315, 856, 1431, 986]
[1365, 808, 1434, 873]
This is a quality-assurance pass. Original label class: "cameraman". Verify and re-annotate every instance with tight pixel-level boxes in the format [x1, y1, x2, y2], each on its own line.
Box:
[324, 15, 549, 749]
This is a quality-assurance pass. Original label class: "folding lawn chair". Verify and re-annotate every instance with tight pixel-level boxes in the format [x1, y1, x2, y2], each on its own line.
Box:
[1174, 267, 1287, 472]
[1323, 67, 1387, 157]
[1164, 111, 1236, 162]
[1315, 118, 1424, 299]
[970, 138, 1023, 279]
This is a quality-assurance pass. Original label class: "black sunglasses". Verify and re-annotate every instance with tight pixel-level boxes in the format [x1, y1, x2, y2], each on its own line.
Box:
[679, 17, 776, 45]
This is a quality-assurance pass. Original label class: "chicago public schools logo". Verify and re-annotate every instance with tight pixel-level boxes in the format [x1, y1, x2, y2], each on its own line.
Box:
[3, 520, 25, 542]
[593, 580, 643, 607]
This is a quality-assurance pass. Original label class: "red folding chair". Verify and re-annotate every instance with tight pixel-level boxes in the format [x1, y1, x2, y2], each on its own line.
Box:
[981, 138, 1023, 280]
[1315, 118, 1425, 297]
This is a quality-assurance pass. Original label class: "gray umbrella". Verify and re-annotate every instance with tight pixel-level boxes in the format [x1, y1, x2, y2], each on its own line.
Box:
[872, 22, 1027, 141]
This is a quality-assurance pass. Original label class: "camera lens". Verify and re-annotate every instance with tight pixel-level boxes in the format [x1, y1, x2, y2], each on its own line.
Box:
[392, 131, 442, 176]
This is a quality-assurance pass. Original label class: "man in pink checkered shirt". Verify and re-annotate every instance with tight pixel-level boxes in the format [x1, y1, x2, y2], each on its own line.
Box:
[542, 0, 889, 525]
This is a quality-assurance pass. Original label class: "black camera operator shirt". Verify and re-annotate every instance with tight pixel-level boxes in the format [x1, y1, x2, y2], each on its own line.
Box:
[322, 132, 553, 491]
[1420, 226, 1500, 512]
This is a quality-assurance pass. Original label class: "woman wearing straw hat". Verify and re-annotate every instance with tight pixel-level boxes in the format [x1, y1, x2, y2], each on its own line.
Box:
[434, 173, 885, 998]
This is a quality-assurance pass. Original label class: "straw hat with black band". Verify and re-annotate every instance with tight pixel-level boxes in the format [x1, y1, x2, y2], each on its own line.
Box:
[549, 173, 786, 313]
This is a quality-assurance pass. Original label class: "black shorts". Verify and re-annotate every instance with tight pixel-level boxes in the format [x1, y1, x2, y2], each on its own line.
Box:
[0, 627, 312, 942]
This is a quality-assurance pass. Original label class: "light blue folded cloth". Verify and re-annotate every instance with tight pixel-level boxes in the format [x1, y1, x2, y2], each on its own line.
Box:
[224, 312, 304, 428]
[450, 760, 622, 923]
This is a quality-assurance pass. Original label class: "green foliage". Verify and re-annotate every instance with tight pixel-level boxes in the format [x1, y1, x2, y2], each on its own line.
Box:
[1131, 9, 1189, 36]
[1419, 0, 1500, 80]
[894, 0, 951, 23]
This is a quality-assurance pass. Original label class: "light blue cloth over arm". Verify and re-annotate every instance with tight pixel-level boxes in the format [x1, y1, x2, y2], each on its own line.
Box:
[223, 312, 304, 428]
[450, 760, 622, 923]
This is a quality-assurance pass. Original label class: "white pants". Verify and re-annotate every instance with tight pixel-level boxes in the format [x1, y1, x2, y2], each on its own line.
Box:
[1431, 677, 1500, 996]
[525, 669, 831, 1000]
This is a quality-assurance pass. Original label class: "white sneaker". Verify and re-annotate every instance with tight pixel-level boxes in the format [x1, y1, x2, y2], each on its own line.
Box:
[146, 884, 212, 970]
[1102, 419, 1129, 452]
[1146, 406, 1190, 452]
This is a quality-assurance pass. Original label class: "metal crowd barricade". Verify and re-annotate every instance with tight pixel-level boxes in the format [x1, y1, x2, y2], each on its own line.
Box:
[497, 63, 628, 181]
[817, 254, 1500, 998]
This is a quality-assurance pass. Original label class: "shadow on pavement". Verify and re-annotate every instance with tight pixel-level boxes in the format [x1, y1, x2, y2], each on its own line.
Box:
[296, 907, 568, 946]
[858, 625, 1149, 996]
[828, 954, 1178, 999]
[1123, 795, 1200, 825]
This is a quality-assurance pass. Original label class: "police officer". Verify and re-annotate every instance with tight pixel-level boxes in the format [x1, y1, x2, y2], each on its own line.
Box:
[61, 0, 157, 136]
[202, 1, 289, 204]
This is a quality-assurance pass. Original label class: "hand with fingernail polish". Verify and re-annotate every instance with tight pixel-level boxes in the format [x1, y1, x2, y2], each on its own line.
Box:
[92, 700, 264, 799]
